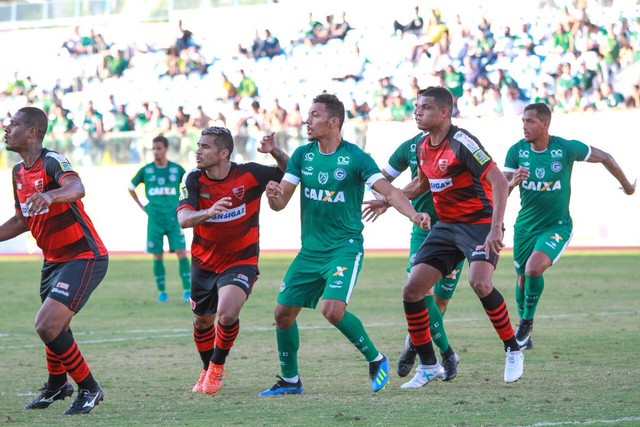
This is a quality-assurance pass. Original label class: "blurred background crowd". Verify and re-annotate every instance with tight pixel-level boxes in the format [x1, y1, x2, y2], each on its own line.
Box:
[1, 0, 638, 167]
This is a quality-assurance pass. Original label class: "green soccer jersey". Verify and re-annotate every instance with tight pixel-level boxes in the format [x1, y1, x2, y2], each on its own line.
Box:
[130, 161, 186, 217]
[386, 132, 438, 223]
[504, 136, 590, 233]
[285, 139, 384, 254]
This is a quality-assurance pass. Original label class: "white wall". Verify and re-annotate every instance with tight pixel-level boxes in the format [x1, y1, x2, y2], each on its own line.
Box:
[1, 110, 638, 254]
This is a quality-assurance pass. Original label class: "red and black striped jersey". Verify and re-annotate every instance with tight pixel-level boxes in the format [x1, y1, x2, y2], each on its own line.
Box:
[418, 126, 495, 224]
[12, 149, 108, 262]
[177, 162, 283, 273]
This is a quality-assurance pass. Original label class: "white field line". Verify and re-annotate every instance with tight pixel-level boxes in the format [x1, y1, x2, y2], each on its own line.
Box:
[516, 416, 640, 426]
[0, 310, 637, 350]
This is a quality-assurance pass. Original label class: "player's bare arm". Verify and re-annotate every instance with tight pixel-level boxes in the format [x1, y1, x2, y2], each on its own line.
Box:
[362, 170, 394, 222]
[481, 165, 508, 258]
[258, 132, 290, 172]
[178, 196, 233, 228]
[371, 178, 430, 230]
[128, 187, 147, 213]
[0, 211, 30, 241]
[504, 167, 530, 195]
[266, 180, 296, 211]
[587, 146, 636, 195]
[25, 174, 85, 216]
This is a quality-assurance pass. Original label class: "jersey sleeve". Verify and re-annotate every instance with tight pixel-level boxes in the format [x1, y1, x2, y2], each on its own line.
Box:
[245, 162, 285, 189]
[452, 130, 495, 178]
[386, 141, 410, 178]
[177, 170, 200, 212]
[503, 143, 520, 172]
[44, 151, 78, 186]
[357, 149, 385, 188]
[283, 145, 304, 184]
[565, 139, 591, 162]
[130, 166, 145, 188]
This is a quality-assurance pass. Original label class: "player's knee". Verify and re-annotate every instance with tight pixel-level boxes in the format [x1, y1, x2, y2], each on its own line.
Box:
[402, 281, 424, 302]
[274, 306, 295, 329]
[35, 320, 60, 343]
[524, 266, 545, 277]
[321, 305, 344, 325]
[193, 316, 214, 330]
[217, 311, 239, 326]
[469, 280, 493, 298]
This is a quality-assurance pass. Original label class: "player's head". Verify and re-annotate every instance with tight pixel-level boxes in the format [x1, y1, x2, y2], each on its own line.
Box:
[414, 86, 453, 131]
[151, 135, 169, 161]
[522, 103, 551, 143]
[4, 107, 48, 152]
[196, 126, 234, 169]
[308, 93, 345, 139]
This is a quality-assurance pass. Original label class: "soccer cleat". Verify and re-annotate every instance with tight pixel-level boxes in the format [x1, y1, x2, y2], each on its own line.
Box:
[504, 349, 525, 383]
[63, 385, 104, 415]
[24, 382, 74, 409]
[400, 363, 444, 389]
[157, 291, 168, 303]
[515, 319, 533, 348]
[192, 369, 207, 392]
[182, 290, 191, 302]
[369, 354, 389, 392]
[259, 376, 303, 396]
[441, 352, 460, 382]
[202, 362, 225, 395]
[521, 336, 533, 351]
[396, 334, 417, 377]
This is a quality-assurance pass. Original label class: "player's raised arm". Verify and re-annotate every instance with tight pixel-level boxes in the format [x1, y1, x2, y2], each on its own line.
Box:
[586, 146, 636, 195]
[258, 132, 290, 172]
[177, 197, 233, 228]
[25, 174, 84, 216]
[265, 179, 296, 211]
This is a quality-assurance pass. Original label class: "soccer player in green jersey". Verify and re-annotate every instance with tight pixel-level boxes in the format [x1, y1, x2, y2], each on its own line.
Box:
[259, 93, 430, 395]
[362, 133, 464, 381]
[504, 103, 636, 349]
[129, 135, 191, 302]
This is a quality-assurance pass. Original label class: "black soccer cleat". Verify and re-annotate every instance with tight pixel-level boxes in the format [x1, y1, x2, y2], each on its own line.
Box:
[441, 352, 460, 381]
[63, 385, 104, 415]
[515, 319, 534, 350]
[396, 333, 417, 377]
[24, 382, 74, 409]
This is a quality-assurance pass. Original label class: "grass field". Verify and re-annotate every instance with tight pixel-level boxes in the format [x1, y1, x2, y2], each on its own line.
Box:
[0, 251, 639, 427]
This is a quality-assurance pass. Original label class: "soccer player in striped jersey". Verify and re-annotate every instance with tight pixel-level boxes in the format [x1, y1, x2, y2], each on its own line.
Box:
[177, 127, 288, 396]
[1, 107, 107, 415]
[259, 93, 429, 395]
[129, 135, 190, 303]
[362, 131, 463, 381]
[400, 86, 524, 386]
[503, 103, 635, 349]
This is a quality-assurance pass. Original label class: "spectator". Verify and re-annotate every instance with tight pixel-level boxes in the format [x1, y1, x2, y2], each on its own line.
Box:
[393, 6, 424, 37]
[236, 69, 258, 99]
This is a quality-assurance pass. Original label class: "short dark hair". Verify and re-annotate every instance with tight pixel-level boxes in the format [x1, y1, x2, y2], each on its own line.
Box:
[201, 126, 234, 155]
[524, 103, 552, 122]
[17, 107, 48, 139]
[312, 93, 345, 129]
[152, 135, 169, 148]
[417, 86, 454, 117]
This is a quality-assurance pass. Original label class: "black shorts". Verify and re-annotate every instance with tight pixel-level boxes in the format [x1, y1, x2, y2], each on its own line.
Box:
[190, 264, 258, 315]
[40, 255, 109, 313]
[413, 222, 499, 277]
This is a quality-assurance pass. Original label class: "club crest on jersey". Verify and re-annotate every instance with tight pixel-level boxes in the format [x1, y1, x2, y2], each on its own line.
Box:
[232, 185, 245, 200]
[334, 168, 346, 181]
[34, 178, 44, 193]
[535, 168, 545, 179]
[438, 159, 448, 173]
[551, 161, 562, 173]
[318, 171, 329, 185]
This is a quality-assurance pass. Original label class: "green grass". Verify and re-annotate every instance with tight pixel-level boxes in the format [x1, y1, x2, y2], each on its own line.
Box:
[1, 252, 639, 426]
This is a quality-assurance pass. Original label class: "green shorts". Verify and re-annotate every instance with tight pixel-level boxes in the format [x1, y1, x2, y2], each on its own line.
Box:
[513, 225, 573, 276]
[278, 245, 364, 309]
[409, 227, 463, 301]
[147, 215, 186, 254]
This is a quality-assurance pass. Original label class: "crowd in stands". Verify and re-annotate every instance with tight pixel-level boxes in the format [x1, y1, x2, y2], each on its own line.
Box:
[1, 2, 639, 167]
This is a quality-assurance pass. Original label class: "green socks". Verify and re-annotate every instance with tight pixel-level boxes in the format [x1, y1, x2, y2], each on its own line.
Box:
[425, 295, 450, 354]
[179, 257, 191, 290]
[277, 321, 300, 378]
[523, 275, 545, 320]
[153, 259, 166, 292]
[334, 311, 379, 362]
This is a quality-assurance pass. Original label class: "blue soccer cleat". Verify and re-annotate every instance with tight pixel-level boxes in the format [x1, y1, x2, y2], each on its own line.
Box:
[369, 354, 389, 392]
[259, 376, 303, 396]
[157, 291, 168, 303]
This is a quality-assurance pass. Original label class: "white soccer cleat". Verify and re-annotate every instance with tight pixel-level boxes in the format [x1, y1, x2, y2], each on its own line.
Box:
[400, 363, 444, 389]
[504, 350, 524, 383]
